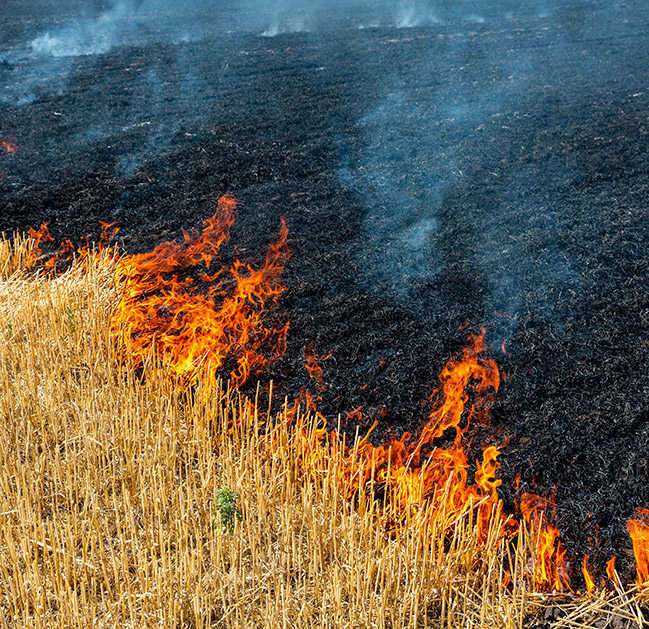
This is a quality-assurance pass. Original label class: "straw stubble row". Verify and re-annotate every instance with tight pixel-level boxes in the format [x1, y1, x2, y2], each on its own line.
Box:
[0, 238, 645, 627]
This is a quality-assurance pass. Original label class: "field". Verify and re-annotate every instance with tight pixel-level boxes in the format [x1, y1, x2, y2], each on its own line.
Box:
[0, 235, 646, 628]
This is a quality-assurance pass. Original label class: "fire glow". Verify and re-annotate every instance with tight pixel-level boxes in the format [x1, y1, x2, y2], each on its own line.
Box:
[1, 136, 18, 155]
[24, 196, 649, 595]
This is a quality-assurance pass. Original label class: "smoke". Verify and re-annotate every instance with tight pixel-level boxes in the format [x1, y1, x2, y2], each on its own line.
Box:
[0, 0, 216, 105]
[0, 0, 541, 108]
[337, 0, 647, 347]
[2, 0, 646, 272]
[341, 29, 535, 301]
[30, 2, 133, 58]
[0, 0, 231, 181]
[0, 0, 485, 178]
[396, 0, 440, 29]
[260, 0, 310, 38]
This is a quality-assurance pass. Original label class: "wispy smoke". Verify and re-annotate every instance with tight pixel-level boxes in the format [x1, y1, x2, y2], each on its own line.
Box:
[343, 32, 536, 302]
[2, 0, 646, 310]
[0, 0, 215, 106]
[338, 0, 644, 347]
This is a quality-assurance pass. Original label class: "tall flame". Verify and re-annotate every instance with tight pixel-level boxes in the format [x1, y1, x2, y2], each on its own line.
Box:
[109, 195, 290, 391]
[296, 331, 508, 541]
[582, 555, 596, 594]
[627, 508, 649, 585]
[519, 493, 570, 592]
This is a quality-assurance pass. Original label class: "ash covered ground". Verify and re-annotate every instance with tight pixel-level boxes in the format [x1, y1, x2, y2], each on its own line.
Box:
[1, 0, 649, 584]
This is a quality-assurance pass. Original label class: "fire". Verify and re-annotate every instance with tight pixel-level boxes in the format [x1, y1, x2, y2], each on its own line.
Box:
[606, 556, 620, 587]
[26, 223, 54, 267]
[627, 508, 649, 585]
[20, 201, 649, 595]
[303, 342, 327, 393]
[110, 194, 290, 391]
[1, 136, 18, 155]
[519, 493, 570, 592]
[323, 331, 507, 539]
[26, 221, 119, 273]
[582, 555, 596, 594]
[99, 221, 120, 247]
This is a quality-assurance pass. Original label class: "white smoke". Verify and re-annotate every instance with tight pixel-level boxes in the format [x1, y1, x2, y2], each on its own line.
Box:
[30, 1, 132, 58]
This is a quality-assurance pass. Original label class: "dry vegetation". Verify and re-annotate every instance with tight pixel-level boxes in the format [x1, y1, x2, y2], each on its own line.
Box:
[0, 234, 646, 628]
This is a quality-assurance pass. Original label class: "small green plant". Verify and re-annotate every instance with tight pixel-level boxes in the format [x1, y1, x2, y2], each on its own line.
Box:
[65, 306, 76, 334]
[214, 488, 242, 533]
[6, 323, 12, 336]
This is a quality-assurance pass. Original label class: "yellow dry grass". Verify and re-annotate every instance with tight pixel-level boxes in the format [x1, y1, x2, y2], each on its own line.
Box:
[0, 235, 646, 628]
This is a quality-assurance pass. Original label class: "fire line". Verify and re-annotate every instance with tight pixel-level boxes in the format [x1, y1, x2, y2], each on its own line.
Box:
[24, 196, 649, 594]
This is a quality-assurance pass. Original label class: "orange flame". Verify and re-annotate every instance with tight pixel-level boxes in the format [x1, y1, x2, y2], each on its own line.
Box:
[303, 342, 327, 393]
[319, 331, 507, 539]
[99, 221, 120, 247]
[26, 221, 118, 274]
[26, 223, 54, 267]
[582, 555, 596, 594]
[606, 556, 620, 587]
[109, 195, 290, 391]
[627, 508, 649, 585]
[519, 492, 570, 592]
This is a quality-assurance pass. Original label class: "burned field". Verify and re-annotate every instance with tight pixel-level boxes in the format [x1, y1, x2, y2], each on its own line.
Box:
[1, 0, 649, 589]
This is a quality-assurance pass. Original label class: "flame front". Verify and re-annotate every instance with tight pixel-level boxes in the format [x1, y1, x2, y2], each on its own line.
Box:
[25, 221, 119, 273]
[22, 202, 649, 595]
[292, 331, 508, 544]
[110, 195, 290, 391]
[357, 332, 504, 537]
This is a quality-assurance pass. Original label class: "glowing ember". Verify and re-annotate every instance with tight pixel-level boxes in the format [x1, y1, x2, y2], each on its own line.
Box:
[110, 194, 290, 391]
[627, 508, 649, 585]
[1, 136, 18, 155]
[519, 492, 570, 592]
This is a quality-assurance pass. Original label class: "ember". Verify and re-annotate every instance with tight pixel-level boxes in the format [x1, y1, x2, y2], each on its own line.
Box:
[303, 342, 327, 393]
[1, 136, 18, 155]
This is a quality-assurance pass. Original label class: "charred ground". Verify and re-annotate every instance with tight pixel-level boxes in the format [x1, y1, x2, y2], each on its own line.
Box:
[1, 0, 649, 584]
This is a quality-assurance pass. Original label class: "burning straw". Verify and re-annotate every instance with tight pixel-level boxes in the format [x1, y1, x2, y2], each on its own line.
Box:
[0, 201, 646, 627]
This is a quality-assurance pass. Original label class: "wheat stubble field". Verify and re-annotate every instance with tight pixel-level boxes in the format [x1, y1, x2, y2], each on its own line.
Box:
[0, 234, 646, 628]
